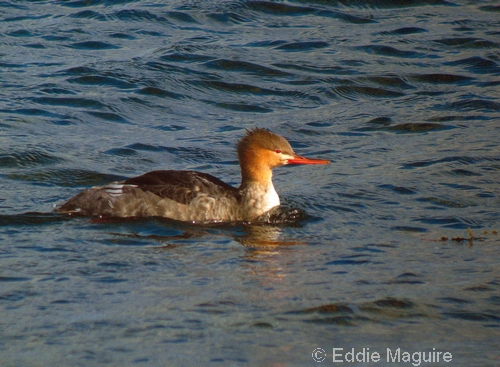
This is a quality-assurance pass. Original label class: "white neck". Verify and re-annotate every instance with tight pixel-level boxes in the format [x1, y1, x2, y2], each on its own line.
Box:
[239, 178, 280, 220]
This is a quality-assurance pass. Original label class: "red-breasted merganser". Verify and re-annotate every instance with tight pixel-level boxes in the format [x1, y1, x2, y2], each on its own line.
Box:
[56, 128, 330, 222]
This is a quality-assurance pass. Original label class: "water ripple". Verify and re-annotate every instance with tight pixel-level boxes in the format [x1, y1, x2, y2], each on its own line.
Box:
[69, 10, 107, 21]
[69, 41, 120, 50]
[445, 56, 500, 74]
[330, 85, 404, 100]
[0, 213, 70, 227]
[407, 73, 474, 84]
[1, 1, 500, 364]
[0, 151, 64, 168]
[443, 99, 500, 112]
[402, 155, 498, 169]
[276, 41, 329, 52]
[204, 59, 291, 77]
[434, 37, 499, 49]
[7, 168, 125, 187]
[357, 45, 428, 58]
[246, 1, 316, 16]
[86, 111, 129, 123]
[347, 0, 455, 7]
[380, 26, 427, 35]
[67, 75, 137, 89]
[32, 97, 107, 109]
[165, 11, 199, 24]
[138, 86, 185, 100]
[246, 1, 375, 23]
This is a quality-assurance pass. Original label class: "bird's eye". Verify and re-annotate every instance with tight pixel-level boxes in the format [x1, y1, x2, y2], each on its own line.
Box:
[275, 149, 282, 154]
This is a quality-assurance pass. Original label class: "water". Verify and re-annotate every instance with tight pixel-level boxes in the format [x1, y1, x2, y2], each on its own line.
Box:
[1, 1, 499, 366]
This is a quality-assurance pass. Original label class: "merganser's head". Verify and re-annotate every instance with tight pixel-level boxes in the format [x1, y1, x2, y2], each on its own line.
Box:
[237, 128, 330, 182]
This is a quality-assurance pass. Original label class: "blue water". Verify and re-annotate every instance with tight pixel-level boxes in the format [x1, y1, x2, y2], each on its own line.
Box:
[1, 1, 500, 366]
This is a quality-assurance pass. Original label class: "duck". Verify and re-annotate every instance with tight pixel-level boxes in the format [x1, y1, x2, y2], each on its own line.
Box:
[55, 128, 330, 222]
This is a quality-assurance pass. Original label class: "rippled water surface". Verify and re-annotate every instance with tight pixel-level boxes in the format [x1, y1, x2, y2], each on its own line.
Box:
[1, 1, 500, 366]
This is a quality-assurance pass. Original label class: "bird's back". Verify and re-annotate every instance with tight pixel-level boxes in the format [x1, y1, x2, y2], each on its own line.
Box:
[56, 170, 243, 222]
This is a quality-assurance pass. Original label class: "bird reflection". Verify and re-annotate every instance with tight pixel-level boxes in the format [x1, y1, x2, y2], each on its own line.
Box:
[145, 222, 305, 253]
[97, 215, 308, 283]
[102, 205, 308, 249]
[235, 224, 304, 250]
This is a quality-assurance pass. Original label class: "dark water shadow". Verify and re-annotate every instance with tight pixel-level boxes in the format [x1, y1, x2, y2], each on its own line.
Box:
[2, 206, 317, 250]
[0, 212, 72, 227]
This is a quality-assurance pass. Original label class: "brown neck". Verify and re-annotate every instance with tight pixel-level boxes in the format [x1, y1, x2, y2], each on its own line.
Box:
[239, 149, 273, 187]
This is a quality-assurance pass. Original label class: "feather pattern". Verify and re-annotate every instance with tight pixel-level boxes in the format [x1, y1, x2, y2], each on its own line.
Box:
[55, 128, 329, 222]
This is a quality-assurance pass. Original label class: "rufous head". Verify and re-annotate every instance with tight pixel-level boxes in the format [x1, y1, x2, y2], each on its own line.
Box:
[237, 128, 330, 181]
